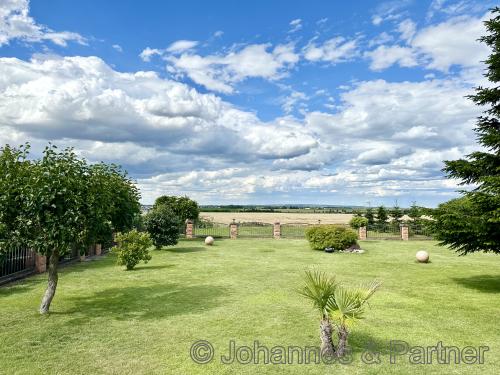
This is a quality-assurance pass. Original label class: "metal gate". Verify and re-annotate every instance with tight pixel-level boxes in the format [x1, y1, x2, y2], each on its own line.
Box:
[193, 221, 230, 238]
[366, 223, 401, 240]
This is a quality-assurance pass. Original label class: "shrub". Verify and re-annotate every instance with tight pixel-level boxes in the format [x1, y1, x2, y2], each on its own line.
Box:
[305, 225, 358, 251]
[112, 230, 153, 270]
[144, 205, 181, 249]
[349, 216, 368, 229]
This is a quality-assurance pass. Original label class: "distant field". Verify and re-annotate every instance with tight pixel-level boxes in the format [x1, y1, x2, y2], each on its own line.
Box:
[200, 212, 354, 224]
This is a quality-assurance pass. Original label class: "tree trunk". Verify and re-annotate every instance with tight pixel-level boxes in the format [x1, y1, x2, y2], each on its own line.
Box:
[39, 250, 59, 314]
[319, 318, 335, 356]
[336, 325, 349, 357]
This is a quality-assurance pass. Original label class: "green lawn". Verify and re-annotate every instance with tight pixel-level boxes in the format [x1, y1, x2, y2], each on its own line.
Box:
[0, 239, 499, 374]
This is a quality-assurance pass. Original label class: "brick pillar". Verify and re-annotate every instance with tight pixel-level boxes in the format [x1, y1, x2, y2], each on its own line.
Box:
[186, 219, 194, 239]
[230, 221, 238, 239]
[358, 226, 367, 240]
[35, 253, 46, 273]
[273, 222, 281, 239]
[401, 225, 409, 241]
[95, 244, 102, 256]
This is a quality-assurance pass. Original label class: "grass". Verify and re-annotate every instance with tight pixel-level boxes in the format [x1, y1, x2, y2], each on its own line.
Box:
[0, 239, 499, 374]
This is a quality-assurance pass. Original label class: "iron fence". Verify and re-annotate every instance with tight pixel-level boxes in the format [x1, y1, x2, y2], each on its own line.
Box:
[60, 245, 80, 264]
[178, 224, 186, 238]
[366, 223, 402, 240]
[0, 245, 36, 284]
[238, 222, 274, 238]
[408, 224, 434, 240]
[280, 223, 310, 238]
[193, 221, 230, 238]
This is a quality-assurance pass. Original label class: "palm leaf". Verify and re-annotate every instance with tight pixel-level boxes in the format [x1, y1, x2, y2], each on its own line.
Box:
[298, 268, 338, 318]
[327, 281, 381, 326]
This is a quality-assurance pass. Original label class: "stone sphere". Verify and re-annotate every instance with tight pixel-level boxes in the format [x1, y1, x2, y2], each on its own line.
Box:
[416, 250, 429, 263]
[204, 236, 214, 246]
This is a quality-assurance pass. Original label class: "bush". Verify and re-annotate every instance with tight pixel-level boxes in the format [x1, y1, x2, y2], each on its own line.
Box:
[349, 216, 368, 229]
[112, 230, 153, 270]
[144, 205, 181, 249]
[305, 225, 358, 251]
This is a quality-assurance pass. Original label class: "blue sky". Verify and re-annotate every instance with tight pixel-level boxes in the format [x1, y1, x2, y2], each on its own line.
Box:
[0, 0, 495, 206]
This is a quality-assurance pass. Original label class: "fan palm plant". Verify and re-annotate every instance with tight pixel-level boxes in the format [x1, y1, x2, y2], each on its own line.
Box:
[298, 269, 338, 356]
[299, 269, 380, 357]
[327, 281, 381, 356]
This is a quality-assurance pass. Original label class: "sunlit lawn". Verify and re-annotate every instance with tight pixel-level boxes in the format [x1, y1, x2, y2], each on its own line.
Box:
[0, 239, 499, 374]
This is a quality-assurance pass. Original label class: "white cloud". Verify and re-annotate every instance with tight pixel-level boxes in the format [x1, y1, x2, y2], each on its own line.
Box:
[112, 44, 123, 52]
[303, 37, 358, 64]
[368, 32, 394, 47]
[281, 90, 307, 114]
[166, 40, 198, 53]
[0, 55, 315, 161]
[0, 55, 482, 205]
[289, 18, 302, 33]
[365, 45, 417, 71]
[397, 19, 416, 42]
[139, 47, 162, 62]
[166, 43, 299, 93]
[366, 13, 489, 72]
[0, 0, 86, 46]
[412, 14, 489, 72]
[371, 0, 412, 26]
[426, 0, 489, 21]
[306, 78, 478, 147]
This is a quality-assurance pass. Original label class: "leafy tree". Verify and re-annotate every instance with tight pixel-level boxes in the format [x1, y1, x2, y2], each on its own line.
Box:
[433, 8, 500, 254]
[376, 206, 388, 223]
[0, 144, 141, 314]
[391, 203, 403, 224]
[153, 195, 200, 223]
[105, 165, 141, 233]
[364, 207, 375, 225]
[0, 144, 31, 247]
[144, 205, 181, 249]
[112, 230, 153, 270]
[352, 210, 363, 217]
[80, 163, 140, 250]
[408, 202, 421, 222]
[299, 269, 380, 358]
[23, 145, 90, 314]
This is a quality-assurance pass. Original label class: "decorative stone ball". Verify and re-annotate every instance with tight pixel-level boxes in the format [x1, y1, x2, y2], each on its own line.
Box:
[205, 236, 214, 246]
[416, 250, 429, 263]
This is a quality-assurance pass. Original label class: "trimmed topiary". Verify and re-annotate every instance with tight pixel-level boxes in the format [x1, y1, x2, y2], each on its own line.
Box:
[305, 225, 358, 251]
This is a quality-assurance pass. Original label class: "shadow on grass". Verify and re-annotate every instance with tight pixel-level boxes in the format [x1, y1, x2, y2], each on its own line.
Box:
[348, 332, 396, 355]
[60, 283, 227, 321]
[132, 264, 175, 271]
[0, 277, 42, 297]
[452, 275, 500, 293]
[164, 247, 206, 253]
